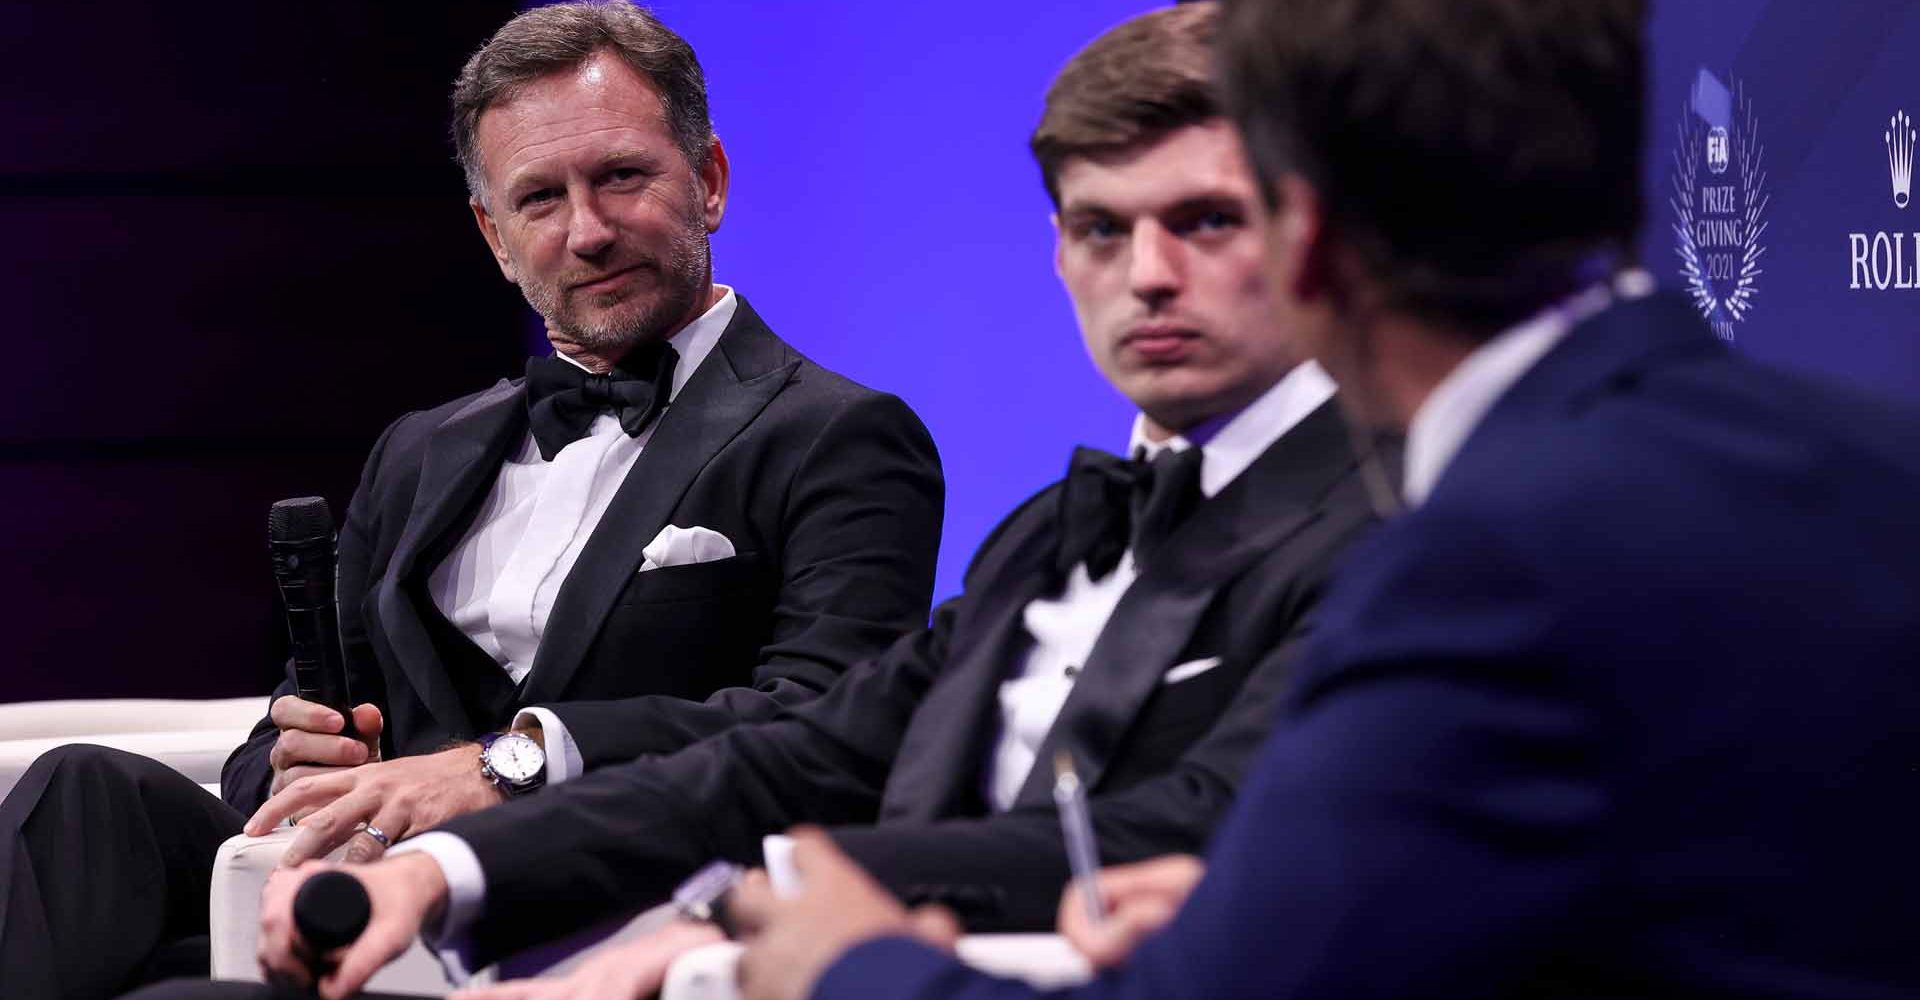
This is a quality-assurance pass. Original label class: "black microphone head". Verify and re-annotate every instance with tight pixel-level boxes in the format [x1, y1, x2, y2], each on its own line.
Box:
[269, 496, 334, 543]
[293, 870, 371, 954]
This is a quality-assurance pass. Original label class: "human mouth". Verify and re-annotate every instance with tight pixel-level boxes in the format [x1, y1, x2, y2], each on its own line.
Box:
[569, 266, 643, 295]
[1121, 325, 1201, 363]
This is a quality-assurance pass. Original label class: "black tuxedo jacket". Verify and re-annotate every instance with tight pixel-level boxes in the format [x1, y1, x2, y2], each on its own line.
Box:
[221, 297, 944, 813]
[439, 395, 1383, 962]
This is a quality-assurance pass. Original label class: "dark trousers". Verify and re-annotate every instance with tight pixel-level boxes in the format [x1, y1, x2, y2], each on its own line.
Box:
[0, 745, 243, 1000]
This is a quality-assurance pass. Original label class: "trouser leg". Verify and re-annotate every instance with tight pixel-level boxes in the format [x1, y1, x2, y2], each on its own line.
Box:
[0, 744, 244, 1000]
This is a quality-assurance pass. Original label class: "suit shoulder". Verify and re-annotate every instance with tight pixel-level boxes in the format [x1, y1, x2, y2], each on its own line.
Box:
[365, 379, 520, 470]
[964, 480, 1063, 585]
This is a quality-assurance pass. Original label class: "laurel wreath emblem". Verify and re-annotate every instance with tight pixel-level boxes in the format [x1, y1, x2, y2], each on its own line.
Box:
[1671, 85, 1769, 330]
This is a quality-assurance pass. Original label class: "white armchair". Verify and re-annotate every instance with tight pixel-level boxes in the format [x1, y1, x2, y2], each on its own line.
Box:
[0, 696, 265, 802]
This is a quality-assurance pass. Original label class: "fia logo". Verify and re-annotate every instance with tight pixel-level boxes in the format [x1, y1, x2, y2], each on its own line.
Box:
[1672, 70, 1768, 341]
[1889, 110, 1914, 209]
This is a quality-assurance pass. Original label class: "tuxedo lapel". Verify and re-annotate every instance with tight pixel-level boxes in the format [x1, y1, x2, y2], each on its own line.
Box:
[374, 378, 526, 731]
[879, 510, 1062, 823]
[1009, 400, 1357, 808]
[520, 297, 801, 704]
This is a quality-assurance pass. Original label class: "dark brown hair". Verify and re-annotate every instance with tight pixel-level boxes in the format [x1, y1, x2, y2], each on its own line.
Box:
[451, 1, 711, 204]
[1030, 3, 1222, 206]
[1219, 0, 1646, 331]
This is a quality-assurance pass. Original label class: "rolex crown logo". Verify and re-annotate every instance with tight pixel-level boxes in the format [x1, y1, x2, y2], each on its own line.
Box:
[1888, 110, 1915, 209]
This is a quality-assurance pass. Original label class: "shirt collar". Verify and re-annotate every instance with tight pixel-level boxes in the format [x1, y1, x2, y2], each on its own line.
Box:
[552, 283, 737, 403]
[1402, 268, 1653, 507]
[1126, 359, 1338, 498]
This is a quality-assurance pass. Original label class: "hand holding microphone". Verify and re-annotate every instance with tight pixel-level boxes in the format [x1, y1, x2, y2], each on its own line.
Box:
[267, 497, 384, 800]
[262, 854, 449, 1000]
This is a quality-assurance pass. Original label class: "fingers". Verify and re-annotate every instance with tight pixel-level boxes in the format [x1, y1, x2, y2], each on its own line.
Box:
[1067, 897, 1179, 970]
[340, 800, 411, 864]
[282, 787, 386, 865]
[270, 763, 351, 800]
[786, 826, 862, 886]
[906, 905, 961, 949]
[270, 729, 373, 773]
[449, 983, 545, 1000]
[352, 704, 385, 759]
[249, 769, 359, 836]
[320, 914, 411, 1000]
[1100, 855, 1207, 901]
[725, 868, 778, 935]
[271, 696, 346, 735]
[257, 862, 330, 989]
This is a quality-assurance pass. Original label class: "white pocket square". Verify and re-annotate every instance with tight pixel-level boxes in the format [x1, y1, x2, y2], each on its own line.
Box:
[1162, 656, 1223, 685]
[638, 524, 737, 573]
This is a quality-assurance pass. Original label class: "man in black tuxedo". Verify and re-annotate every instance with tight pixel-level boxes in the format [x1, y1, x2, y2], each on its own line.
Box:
[194, 7, 1385, 998]
[0, 5, 941, 999]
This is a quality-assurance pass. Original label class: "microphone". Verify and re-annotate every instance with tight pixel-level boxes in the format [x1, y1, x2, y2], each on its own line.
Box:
[269, 497, 355, 736]
[293, 870, 372, 961]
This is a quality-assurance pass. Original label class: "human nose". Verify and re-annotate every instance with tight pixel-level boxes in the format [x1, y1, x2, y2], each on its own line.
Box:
[1128, 221, 1182, 301]
[566, 189, 616, 257]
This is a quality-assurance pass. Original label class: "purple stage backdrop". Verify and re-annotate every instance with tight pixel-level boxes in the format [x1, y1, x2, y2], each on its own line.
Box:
[1, 1, 1913, 701]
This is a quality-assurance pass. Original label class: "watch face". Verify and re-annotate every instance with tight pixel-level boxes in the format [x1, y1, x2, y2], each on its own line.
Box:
[488, 733, 546, 784]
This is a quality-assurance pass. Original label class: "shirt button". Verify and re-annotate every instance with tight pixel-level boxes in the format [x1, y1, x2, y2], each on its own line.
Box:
[1063, 665, 1079, 678]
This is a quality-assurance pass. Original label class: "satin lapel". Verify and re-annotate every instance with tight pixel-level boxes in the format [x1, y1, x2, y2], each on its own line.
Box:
[878, 510, 1062, 823]
[519, 299, 801, 704]
[1009, 400, 1358, 808]
[374, 379, 526, 732]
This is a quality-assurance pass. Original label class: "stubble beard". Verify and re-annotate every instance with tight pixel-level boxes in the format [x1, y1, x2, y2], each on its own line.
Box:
[524, 199, 712, 359]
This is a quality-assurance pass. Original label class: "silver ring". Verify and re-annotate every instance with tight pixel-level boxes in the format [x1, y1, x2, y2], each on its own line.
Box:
[361, 823, 392, 848]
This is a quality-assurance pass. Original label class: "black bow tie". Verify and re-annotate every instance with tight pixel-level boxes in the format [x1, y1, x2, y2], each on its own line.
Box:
[1056, 445, 1204, 582]
[524, 341, 680, 461]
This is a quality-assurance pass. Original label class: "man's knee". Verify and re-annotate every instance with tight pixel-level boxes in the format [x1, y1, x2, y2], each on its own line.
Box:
[6, 744, 198, 831]
[18, 744, 158, 802]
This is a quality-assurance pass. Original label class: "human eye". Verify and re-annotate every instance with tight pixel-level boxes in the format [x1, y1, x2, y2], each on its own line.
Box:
[516, 187, 560, 212]
[602, 165, 651, 189]
[1072, 214, 1123, 243]
[1175, 207, 1242, 237]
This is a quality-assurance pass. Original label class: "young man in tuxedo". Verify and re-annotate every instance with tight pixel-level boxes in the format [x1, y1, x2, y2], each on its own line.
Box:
[0, 5, 943, 998]
[720, 1, 1920, 999]
[138, 6, 1383, 998]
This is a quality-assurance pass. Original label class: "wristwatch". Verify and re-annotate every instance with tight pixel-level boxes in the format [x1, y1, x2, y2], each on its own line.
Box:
[673, 860, 746, 934]
[478, 731, 547, 797]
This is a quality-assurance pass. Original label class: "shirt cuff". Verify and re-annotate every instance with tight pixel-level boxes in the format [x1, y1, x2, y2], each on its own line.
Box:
[515, 706, 584, 783]
[389, 832, 488, 984]
[811, 936, 979, 1000]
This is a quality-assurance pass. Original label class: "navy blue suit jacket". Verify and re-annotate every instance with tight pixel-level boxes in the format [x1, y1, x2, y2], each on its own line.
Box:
[820, 293, 1920, 1000]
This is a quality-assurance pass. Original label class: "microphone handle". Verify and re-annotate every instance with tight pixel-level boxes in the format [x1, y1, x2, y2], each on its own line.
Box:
[272, 535, 356, 737]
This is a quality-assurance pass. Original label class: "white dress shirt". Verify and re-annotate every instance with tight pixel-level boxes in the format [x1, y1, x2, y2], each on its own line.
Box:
[407, 360, 1337, 977]
[986, 359, 1337, 810]
[1402, 270, 1653, 507]
[425, 286, 735, 780]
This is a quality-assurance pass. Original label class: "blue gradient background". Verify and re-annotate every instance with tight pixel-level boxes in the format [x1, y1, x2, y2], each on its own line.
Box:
[633, 0, 1920, 602]
[648, 1, 1162, 601]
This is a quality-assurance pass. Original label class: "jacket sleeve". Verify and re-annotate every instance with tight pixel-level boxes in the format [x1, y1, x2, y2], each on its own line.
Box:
[534, 389, 945, 769]
[219, 416, 404, 814]
[825, 597, 1315, 931]
[439, 595, 962, 965]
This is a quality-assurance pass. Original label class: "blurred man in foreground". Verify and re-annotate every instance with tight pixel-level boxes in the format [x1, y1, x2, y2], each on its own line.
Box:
[723, 1, 1920, 998]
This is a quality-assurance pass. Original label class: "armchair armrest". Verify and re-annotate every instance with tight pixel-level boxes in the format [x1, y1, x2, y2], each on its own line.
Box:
[660, 934, 1091, 1000]
[208, 828, 454, 995]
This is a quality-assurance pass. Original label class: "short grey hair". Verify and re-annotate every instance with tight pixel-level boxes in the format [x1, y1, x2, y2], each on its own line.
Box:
[450, 1, 712, 204]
